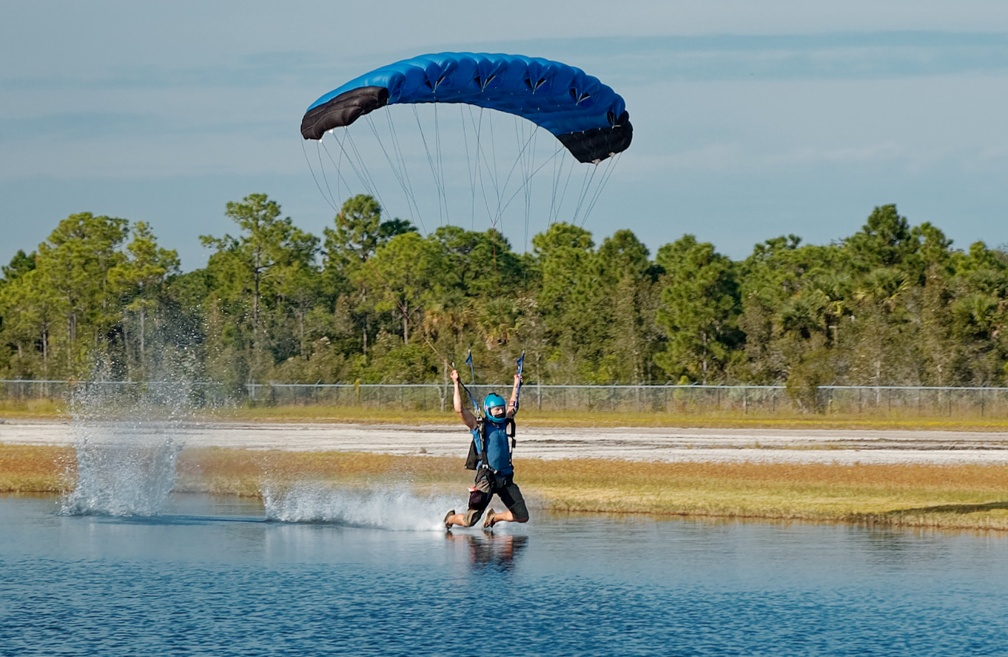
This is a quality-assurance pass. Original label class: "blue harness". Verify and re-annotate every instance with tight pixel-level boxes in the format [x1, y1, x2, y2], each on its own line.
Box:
[467, 418, 516, 476]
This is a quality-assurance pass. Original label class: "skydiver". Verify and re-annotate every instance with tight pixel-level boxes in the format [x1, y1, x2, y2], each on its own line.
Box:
[444, 368, 528, 531]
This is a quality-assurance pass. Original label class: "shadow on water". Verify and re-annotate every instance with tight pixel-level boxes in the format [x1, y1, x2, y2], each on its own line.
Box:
[445, 531, 529, 571]
[260, 516, 406, 530]
[87, 513, 268, 527]
[887, 500, 1008, 515]
[854, 500, 1008, 532]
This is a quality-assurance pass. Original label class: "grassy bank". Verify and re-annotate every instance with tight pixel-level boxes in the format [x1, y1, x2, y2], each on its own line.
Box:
[4, 443, 1008, 531]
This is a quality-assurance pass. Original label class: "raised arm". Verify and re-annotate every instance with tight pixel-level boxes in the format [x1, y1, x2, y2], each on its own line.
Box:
[507, 372, 522, 417]
[451, 368, 477, 429]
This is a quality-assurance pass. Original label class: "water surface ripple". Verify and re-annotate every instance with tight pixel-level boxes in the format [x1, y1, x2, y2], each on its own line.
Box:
[2, 496, 1007, 656]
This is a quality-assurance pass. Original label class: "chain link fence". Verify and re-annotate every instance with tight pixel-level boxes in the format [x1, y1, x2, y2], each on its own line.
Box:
[5, 380, 1008, 418]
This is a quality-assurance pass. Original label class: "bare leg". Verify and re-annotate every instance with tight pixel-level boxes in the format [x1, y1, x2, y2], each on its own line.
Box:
[484, 509, 527, 528]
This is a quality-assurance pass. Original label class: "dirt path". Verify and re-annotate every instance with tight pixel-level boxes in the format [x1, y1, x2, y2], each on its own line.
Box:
[4, 419, 1008, 465]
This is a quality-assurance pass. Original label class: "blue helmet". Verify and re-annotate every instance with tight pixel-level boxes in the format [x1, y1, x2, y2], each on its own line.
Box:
[483, 393, 507, 424]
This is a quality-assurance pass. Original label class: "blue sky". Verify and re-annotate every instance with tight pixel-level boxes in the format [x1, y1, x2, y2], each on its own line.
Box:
[3, 1, 1008, 271]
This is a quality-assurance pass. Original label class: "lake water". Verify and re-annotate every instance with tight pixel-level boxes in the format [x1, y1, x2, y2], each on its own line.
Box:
[3, 494, 1008, 656]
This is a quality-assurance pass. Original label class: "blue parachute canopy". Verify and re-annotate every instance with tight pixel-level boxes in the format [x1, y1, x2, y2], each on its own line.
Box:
[301, 52, 632, 163]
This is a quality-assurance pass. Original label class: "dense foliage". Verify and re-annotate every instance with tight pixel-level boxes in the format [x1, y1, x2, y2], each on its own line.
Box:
[3, 196, 1007, 396]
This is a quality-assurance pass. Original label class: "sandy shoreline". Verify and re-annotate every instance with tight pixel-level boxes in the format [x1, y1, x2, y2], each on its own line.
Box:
[3, 418, 1008, 465]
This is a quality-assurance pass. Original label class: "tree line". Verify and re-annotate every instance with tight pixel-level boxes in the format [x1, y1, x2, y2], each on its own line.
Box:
[2, 194, 1007, 406]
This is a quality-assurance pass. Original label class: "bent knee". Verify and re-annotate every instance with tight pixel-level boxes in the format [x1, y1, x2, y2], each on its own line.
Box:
[463, 509, 482, 527]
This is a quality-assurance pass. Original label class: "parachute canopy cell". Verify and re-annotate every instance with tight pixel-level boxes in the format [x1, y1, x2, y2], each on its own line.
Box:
[301, 52, 632, 163]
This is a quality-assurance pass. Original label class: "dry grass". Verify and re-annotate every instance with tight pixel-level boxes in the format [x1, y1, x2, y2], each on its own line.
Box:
[174, 448, 461, 497]
[517, 459, 1008, 530]
[0, 399, 64, 418]
[5, 442, 1008, 530]
[0, 444, 76, 493]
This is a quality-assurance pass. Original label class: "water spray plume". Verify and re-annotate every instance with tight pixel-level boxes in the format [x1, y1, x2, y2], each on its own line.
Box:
[263, 482, 456, 532]
[61, 357, 197, 517]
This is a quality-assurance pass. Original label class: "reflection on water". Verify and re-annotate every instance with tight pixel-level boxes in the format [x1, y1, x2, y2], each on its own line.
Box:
[445, 531, 529, 571]
[3, 495, 1008, 656]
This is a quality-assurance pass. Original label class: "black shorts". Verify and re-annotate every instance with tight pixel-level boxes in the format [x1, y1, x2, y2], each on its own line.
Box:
[464, 473, 529, 526]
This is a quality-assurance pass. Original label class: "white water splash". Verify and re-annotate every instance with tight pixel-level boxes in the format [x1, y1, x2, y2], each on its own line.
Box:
[263, 482, 456, 532]
[61, 364, 194, 517]
[62, 429, 182, 516]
